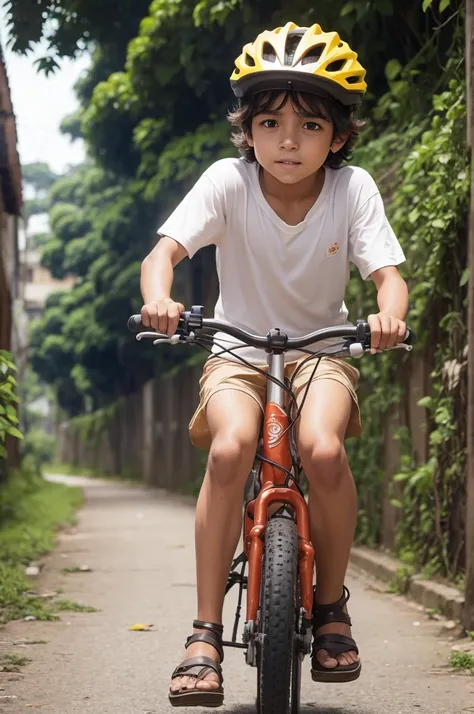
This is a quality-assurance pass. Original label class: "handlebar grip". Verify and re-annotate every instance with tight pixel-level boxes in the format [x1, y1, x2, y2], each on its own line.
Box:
[127, 314, 187, 333]
[403, 327, 416, 346]
[128, 315, 145, 332]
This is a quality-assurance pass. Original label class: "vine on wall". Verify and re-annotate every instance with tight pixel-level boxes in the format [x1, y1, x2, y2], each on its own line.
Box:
[347, 42, 469, 580]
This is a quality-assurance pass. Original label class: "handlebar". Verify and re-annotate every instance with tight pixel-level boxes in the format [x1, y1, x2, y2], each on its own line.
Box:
[127, 305, 416, 354]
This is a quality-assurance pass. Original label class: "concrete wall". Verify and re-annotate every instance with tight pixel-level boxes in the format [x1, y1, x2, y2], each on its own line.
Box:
[380, 353, 431, 550]
[57, 364, 205, 492]
[57, 353, 432, 550]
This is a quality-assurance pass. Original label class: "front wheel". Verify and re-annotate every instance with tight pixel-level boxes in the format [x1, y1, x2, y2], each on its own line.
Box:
[258, 516, 298, 714]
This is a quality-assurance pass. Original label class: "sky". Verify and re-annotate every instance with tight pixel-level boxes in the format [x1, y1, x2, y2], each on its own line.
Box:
[0, 5, 89, 175]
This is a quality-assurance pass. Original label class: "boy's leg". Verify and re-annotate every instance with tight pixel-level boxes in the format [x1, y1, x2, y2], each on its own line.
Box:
[170, 389, 261, 694]
[295, 377, 359, 671]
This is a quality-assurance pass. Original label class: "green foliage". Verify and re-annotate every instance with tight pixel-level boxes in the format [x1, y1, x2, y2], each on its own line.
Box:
[388, 563, 416, 595]
[54, 600, 99, 613]
[23, 162, 58, 194]
[24, 198, 49, 220]
[347, 31, 469, 580]
[3, 0, 151, 64]
[0, 464, 82, 623]
[449, 651, 474, 674]
[2, 654, 32, 667]
[0, 351, 23, 459]
[21, 430, 56, 467]
[423, 0, 455, 12]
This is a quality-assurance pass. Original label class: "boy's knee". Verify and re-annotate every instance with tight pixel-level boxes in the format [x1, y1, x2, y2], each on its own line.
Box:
[300, 437, 347, 488]
[208, 433, 257, 487]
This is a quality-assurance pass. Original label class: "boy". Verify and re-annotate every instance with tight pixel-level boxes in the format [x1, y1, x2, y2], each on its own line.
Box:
[140, 22, 409, 707]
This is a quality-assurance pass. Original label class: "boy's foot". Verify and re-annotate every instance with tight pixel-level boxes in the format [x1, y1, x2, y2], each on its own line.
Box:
[313, 620, 359, 669]
[311, 587, 361, 683]
[169, 621, 224, 706]
[170, 637, 222, 693]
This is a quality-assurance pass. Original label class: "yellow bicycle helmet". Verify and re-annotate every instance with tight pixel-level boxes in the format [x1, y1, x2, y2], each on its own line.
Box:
[230, 22, 367, 106]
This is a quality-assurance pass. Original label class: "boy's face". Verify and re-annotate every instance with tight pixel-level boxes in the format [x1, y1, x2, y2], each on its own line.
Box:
[247, 93, 348, 185]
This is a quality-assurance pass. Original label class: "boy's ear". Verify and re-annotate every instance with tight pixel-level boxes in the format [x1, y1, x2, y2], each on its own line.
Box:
[330, 131, 350, 154]
[246, 131, 254, 148]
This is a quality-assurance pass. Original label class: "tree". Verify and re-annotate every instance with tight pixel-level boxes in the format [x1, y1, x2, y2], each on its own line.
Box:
[3, 0, 151, 72]
[22, 162, 58, 230]
[22, 162, 58, 197]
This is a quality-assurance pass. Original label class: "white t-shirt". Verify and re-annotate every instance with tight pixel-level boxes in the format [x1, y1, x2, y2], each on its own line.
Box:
[158, 158, 405, 364]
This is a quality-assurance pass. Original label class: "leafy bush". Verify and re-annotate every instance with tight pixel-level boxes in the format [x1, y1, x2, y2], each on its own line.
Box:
[21, 429, 56, 467]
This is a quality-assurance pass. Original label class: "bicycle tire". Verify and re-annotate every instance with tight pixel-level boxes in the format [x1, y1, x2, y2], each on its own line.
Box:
[258, 516, 298, 714]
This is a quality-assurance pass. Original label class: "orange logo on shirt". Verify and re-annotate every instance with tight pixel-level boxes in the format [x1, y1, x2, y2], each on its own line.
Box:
[327, 242, 340, 256]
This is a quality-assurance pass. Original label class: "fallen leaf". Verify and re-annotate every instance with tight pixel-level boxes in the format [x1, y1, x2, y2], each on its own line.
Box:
[128, 623, 154, 631]
[26, 705, 47, 708]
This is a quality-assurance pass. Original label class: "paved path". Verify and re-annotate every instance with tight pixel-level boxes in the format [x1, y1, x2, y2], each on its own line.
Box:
[0, 475, 473, 713]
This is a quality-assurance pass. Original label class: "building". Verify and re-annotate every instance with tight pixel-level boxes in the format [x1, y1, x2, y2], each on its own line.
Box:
[0, 43, 22, 469]
[0, 43, 22, 353]
[20, 247, 75, 321]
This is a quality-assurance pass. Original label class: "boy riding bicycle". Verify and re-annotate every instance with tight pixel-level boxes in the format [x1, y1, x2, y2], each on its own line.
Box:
[140, 21, 409, 707]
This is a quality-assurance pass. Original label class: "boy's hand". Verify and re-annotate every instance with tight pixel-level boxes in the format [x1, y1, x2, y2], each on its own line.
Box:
[367, 312, 407, 354]
[141, 298, 185, 336]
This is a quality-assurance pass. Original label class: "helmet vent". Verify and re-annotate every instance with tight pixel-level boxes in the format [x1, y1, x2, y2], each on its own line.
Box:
[347, 74, 361, 84]
[284, 35, 301, 64]
[326, 59, 346, 72]
[262, 42, 277, 62]
[245, 53, 256, 67]
[301, 44, 325, 65]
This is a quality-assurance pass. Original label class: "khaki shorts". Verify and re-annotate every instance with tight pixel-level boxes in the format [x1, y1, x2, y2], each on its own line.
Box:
[189, 355, 362, 450]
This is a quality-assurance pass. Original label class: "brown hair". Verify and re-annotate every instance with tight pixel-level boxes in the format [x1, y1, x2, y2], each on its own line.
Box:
[227, 90, 364, 169]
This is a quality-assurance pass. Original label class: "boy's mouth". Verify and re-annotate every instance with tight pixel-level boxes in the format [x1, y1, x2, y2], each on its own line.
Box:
[275, 160, 301, 166]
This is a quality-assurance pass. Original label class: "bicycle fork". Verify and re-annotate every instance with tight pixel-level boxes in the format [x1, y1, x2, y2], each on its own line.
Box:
[245, 352, 314, 659]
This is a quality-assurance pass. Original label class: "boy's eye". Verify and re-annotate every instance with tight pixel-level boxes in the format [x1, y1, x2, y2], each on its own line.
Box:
[304, 121, 321, 131]
[261, 119, 278, 128]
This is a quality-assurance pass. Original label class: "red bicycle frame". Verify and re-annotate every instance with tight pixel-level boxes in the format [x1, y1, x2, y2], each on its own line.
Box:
[243, 353, 315, 624]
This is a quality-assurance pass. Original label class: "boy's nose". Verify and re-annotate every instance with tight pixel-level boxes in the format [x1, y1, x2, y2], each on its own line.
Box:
[279, 134, 299, 150]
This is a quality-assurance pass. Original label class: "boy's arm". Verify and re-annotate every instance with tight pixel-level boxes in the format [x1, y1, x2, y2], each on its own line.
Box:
[140, 236, 189, 335]
[368, 266, 409, 354]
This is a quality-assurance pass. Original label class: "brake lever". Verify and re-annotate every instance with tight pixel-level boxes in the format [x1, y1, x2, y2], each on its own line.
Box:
[136, 331, 182, 345]
[347, 342, 413, 358]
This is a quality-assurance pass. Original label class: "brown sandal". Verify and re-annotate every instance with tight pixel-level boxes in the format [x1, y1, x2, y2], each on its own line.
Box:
[311, 586, 361, 683]
[169, 620, 224, 707]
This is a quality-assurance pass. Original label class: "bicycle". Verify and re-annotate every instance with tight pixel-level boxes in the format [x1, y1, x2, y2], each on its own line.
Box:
[128, 305, 415, 713]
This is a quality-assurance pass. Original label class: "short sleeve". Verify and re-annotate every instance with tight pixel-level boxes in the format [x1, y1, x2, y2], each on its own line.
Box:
[157, 174, 225, 259]
[349, 191, 406, 281]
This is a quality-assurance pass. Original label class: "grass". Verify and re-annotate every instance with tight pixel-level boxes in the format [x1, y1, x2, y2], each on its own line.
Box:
[387, 564, 415, 595]
[2, 654, 31, 667]
[54, 599, 99, 613]
[44, 462, 96, 477]
[45, 462, 142, 484]
[449, 651, 474, 674]
[0, 466, 83, 624]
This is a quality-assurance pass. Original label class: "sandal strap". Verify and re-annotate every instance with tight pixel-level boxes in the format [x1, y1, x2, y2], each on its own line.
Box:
[312, 633, 359, 659]
[193, 620, 224, 635]
[186, 632, 224, 663]
[171, 656, 223, 683]
[313, 585, 352, 629]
